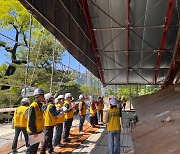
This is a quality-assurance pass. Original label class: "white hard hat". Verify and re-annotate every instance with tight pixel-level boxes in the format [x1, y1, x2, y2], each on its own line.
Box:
[79, 94, 84, 100]
[54, 98, 59, 104]
[44, 93, 53, 100]
[65, 93, 72, 99]
[109, 95, 113, 99]
[21, 98, 30, 104]
[57, 95, 64, 99]
[89, 95, 94, 101]
[33, 88, 44, 96]
[110, 98, 118, 106]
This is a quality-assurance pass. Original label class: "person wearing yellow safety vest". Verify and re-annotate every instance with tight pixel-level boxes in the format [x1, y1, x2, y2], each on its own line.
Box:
[63, 93, 75, 142]
[96, 96, 104, 124]
[78, 94, 86, 133]
[40, 93, 60, 154]
[12, 98, 30, 153]
[89, 96, 98, 127]
[122, 97, 127, 110]
[53, 95, 65, 148]
[26, 88, 45, 154]
[105, 97, 123, 154]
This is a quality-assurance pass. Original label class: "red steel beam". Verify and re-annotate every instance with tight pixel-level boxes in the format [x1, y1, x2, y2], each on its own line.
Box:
[154, 0, 175, 84]
[126, 0, 130, 83]
[81, 0, 105, 86]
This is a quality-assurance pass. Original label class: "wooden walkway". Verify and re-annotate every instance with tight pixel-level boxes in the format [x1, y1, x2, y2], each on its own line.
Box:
[73, 111, 134, 154]
[5, 111, 134, 154]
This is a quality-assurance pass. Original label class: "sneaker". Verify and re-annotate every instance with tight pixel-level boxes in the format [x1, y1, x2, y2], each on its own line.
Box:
[54, 143, 64, 148]
[78, 131, 84, 134]
[12, 150, 18, 153]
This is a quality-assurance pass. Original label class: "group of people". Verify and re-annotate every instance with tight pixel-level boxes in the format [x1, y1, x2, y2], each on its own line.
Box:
[12, 88, 105, 154]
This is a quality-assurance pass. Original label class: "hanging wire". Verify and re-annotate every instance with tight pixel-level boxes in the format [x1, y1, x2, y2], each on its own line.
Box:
[55, 52, 71, 97]
[24, 10, 33, 97]
[29, 29, 45, 87]
[50, 38, 56, 93]
[0, 33, 27, 47]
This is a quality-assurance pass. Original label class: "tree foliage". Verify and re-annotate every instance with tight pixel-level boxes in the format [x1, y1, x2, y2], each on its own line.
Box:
[107, 85, 161, 100]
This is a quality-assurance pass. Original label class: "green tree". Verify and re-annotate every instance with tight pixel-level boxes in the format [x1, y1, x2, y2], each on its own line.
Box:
[80, 85, 100, 96]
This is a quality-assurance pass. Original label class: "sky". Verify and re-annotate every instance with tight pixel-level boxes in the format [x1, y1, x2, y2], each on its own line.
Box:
[0, 29, 86, 73]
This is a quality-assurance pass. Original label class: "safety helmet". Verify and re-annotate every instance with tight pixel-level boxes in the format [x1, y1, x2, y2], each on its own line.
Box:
[65, 93, 72, 99]
[79, 94, 84, 100]
[57, 95, 64, 99]
[21, 98, 30, 104]
[89, 95, 94, 101]
[44, 93, 53, 100]
[110, 98, 117, 106]
[33, 88, 44, 96]
[54, 98, 59, 104]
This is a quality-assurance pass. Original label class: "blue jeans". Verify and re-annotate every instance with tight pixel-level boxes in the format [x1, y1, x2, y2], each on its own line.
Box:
[108, 131, 121, 154]
[53, 123, 63, 146]
[97, 110, 103, 122]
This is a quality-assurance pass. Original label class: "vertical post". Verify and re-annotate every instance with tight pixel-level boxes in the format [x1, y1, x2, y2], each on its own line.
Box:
[50, 38, 56, 93]
[25, 11, 33, 97]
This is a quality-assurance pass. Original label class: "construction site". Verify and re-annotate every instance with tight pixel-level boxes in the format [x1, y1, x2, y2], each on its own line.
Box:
[0, 0, 180, 153]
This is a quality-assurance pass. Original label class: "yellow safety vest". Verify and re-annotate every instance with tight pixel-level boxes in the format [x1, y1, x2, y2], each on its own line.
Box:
[64, 100, 74, 119]
[96, 101, 104, 110]
[27, 102, 44, 133]
[14, 106, 28, 128]
[56, 104, 64, 124]
[79, 101, 86, 116]
[44, 104, 58, 126]
[90, 102, 97, 115]
[107, 108, 121, 131]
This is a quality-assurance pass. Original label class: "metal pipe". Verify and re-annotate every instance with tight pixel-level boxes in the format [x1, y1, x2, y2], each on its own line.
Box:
[126, 0, 130, 83]
[81, 0, 105, 86]
[154, 0, 175, 84]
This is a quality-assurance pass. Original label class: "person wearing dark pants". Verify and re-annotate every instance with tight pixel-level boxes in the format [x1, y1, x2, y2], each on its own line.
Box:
[40, 126, 54, 153]
[12, 127, 29, 151]
[40, 93, 60, 154]
[96, 96, 104, 123]
[64, 118, 73, 141]
[12, 98, 30, 153]
[26, 88, 45, 154]
[78, 94, 86, 133]
[89, 97, 97, 127]
[63, 93, 75, 142]
[53, 95, 65, 148]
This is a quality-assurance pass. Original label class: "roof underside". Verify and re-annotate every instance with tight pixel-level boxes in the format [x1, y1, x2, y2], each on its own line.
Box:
[19, 0, 180, 86]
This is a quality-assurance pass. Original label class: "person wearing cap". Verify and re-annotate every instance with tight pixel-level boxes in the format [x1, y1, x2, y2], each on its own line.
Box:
[63, 93, 75, 142]
[96, 96, 104, 124]
[26, 88, 45, 154]
[89, 96, 98, 127]
[40, 93, 60, 154]
[105, 97, 123, 154]
[78, 94, 86, 133]
[53, 95, 65, 148]
[12, 98, 30, 153]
